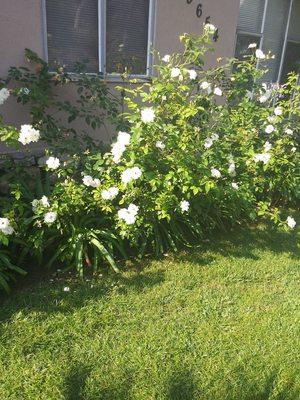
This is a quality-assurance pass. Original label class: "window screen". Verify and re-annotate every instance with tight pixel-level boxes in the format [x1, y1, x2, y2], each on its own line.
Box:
[46, 0, 99, 73]
[106, 0, 150, 75]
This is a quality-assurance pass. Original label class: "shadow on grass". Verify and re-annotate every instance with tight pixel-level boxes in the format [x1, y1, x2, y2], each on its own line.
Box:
[63, 363, 91, 400]
[0, 269, 166, 322]
[164, 367, 299, 400]
[166, 369, 199, 399]
[173, 225, 299, 266]
[0, 225, 298, 322]
[222, 367, 300, 400]
[63, 364, 134, 400]
[61, 365, 300, 400]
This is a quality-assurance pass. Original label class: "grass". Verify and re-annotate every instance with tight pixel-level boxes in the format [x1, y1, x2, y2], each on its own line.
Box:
[0, 224, 299, 399]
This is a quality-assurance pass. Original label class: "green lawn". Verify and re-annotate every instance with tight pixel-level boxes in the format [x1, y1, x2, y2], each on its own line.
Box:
[0, 225, 299, 399]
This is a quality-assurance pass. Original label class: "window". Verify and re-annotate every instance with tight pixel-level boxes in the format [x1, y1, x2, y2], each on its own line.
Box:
[44, 0, 156, 76]
[235, 0, 300, 83]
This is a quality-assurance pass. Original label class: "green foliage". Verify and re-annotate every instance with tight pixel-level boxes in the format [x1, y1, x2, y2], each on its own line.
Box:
[1, 49, 124, 153]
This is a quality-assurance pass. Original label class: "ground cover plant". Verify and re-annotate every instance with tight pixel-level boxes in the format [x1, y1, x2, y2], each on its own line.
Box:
[0, 24, 299, 291]
[0, 224, 299, 399]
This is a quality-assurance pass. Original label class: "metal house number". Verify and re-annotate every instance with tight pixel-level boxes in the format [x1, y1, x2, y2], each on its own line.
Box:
[186, 0, 219, 42]
[186, 0, 202, 17]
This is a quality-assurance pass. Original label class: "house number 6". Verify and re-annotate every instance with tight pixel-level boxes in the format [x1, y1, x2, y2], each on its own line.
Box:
[186, 0, 203, 18]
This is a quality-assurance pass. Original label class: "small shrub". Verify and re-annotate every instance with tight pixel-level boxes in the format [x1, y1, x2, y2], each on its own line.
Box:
[0, 26, 298, 290]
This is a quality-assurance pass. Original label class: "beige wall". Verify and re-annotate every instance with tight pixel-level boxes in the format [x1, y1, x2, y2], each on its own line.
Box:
[0, 0, 240, 149]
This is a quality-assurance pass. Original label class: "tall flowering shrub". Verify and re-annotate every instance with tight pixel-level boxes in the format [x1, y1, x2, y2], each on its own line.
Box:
[0, 27, 299, 288]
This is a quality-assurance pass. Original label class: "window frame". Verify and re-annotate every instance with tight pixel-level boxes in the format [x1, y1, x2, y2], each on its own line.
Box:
[235, 0, 298, 83]
[42, 0, 157, 79]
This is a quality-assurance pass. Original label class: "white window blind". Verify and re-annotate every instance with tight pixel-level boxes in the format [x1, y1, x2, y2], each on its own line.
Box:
[46, 0, 99, 73]
[45, 0, 153, 76]
[106, 0, 150, 75]
[237, 0, 265, 33]
[262, 0, 290, 82]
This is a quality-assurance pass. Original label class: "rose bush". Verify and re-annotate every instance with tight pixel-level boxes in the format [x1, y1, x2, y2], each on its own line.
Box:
[0, 26, 298, 291]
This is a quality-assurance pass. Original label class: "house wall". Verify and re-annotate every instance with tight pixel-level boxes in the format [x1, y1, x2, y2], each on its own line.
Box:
[0, 0, 240, 150]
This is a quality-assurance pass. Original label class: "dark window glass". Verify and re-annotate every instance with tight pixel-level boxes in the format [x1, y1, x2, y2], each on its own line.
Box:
[106, 0, 150, 75]
[281, 41, 300, 83]
[46, 0, 98, 72]
[235, 34, 261, 60]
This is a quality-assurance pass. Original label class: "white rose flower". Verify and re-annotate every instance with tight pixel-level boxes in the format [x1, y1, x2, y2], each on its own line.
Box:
[180, 200, 190, 213]
[263, 153, 271, 164]
[228, 162, 236, 177]
[110, 131, 131, 163]
[259, 95, 268, 103]
[46, 156, 60, 170]
[253, 153, 271, 164]
[32, 196, 50, 211]
[285, 128, 293, 135]
[118, 204, 139, 225]
[162, 54, 171, 63]
[18, 124, 40, 145]
[156, 141, 166, 149]
[2, 225, 14, 235]
[204, 133, 219, 149]
[255, 49, 265, 59]
[188, 69, 197, 80]
[0, 218, 10, 230]
[291, 147, 296, 153]
[82, 175, 100, 188]
[101, 187, 119, 201]
[82, 175, 94, 187]
[211, 133, 219, 141]
[200, 81, 212, 94]
[41, 196, 50, 207]
[44, 211, 57, 224]
[204, 137, 214, 149]
[0, 217, 14, 235]
[127, 204, 139, 216]
[170, 68, 181, 79]
[265, 124, 275, 134]
[274, 106, 283, 116]
[231, 182, 239, 190]
[0, 88, 10, 105]
[200, 81, 210, 90]
[204, 23, 216, 34]
[121, 167, 142, 184]
[117, 131, 131, 146]
[214, 87, 222, 96]
[111, 142, 126, 164]
[63, 287, 70, 292]
[264, 141, 272, 152]
[141, 107, 155, 123]
[211, 168, 221, 178]
[248, 43, 257, 49]
[286, 216, 296, 229]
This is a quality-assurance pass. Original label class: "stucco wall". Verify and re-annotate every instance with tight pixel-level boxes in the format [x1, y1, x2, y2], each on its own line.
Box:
[0, 0, 240, 148]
